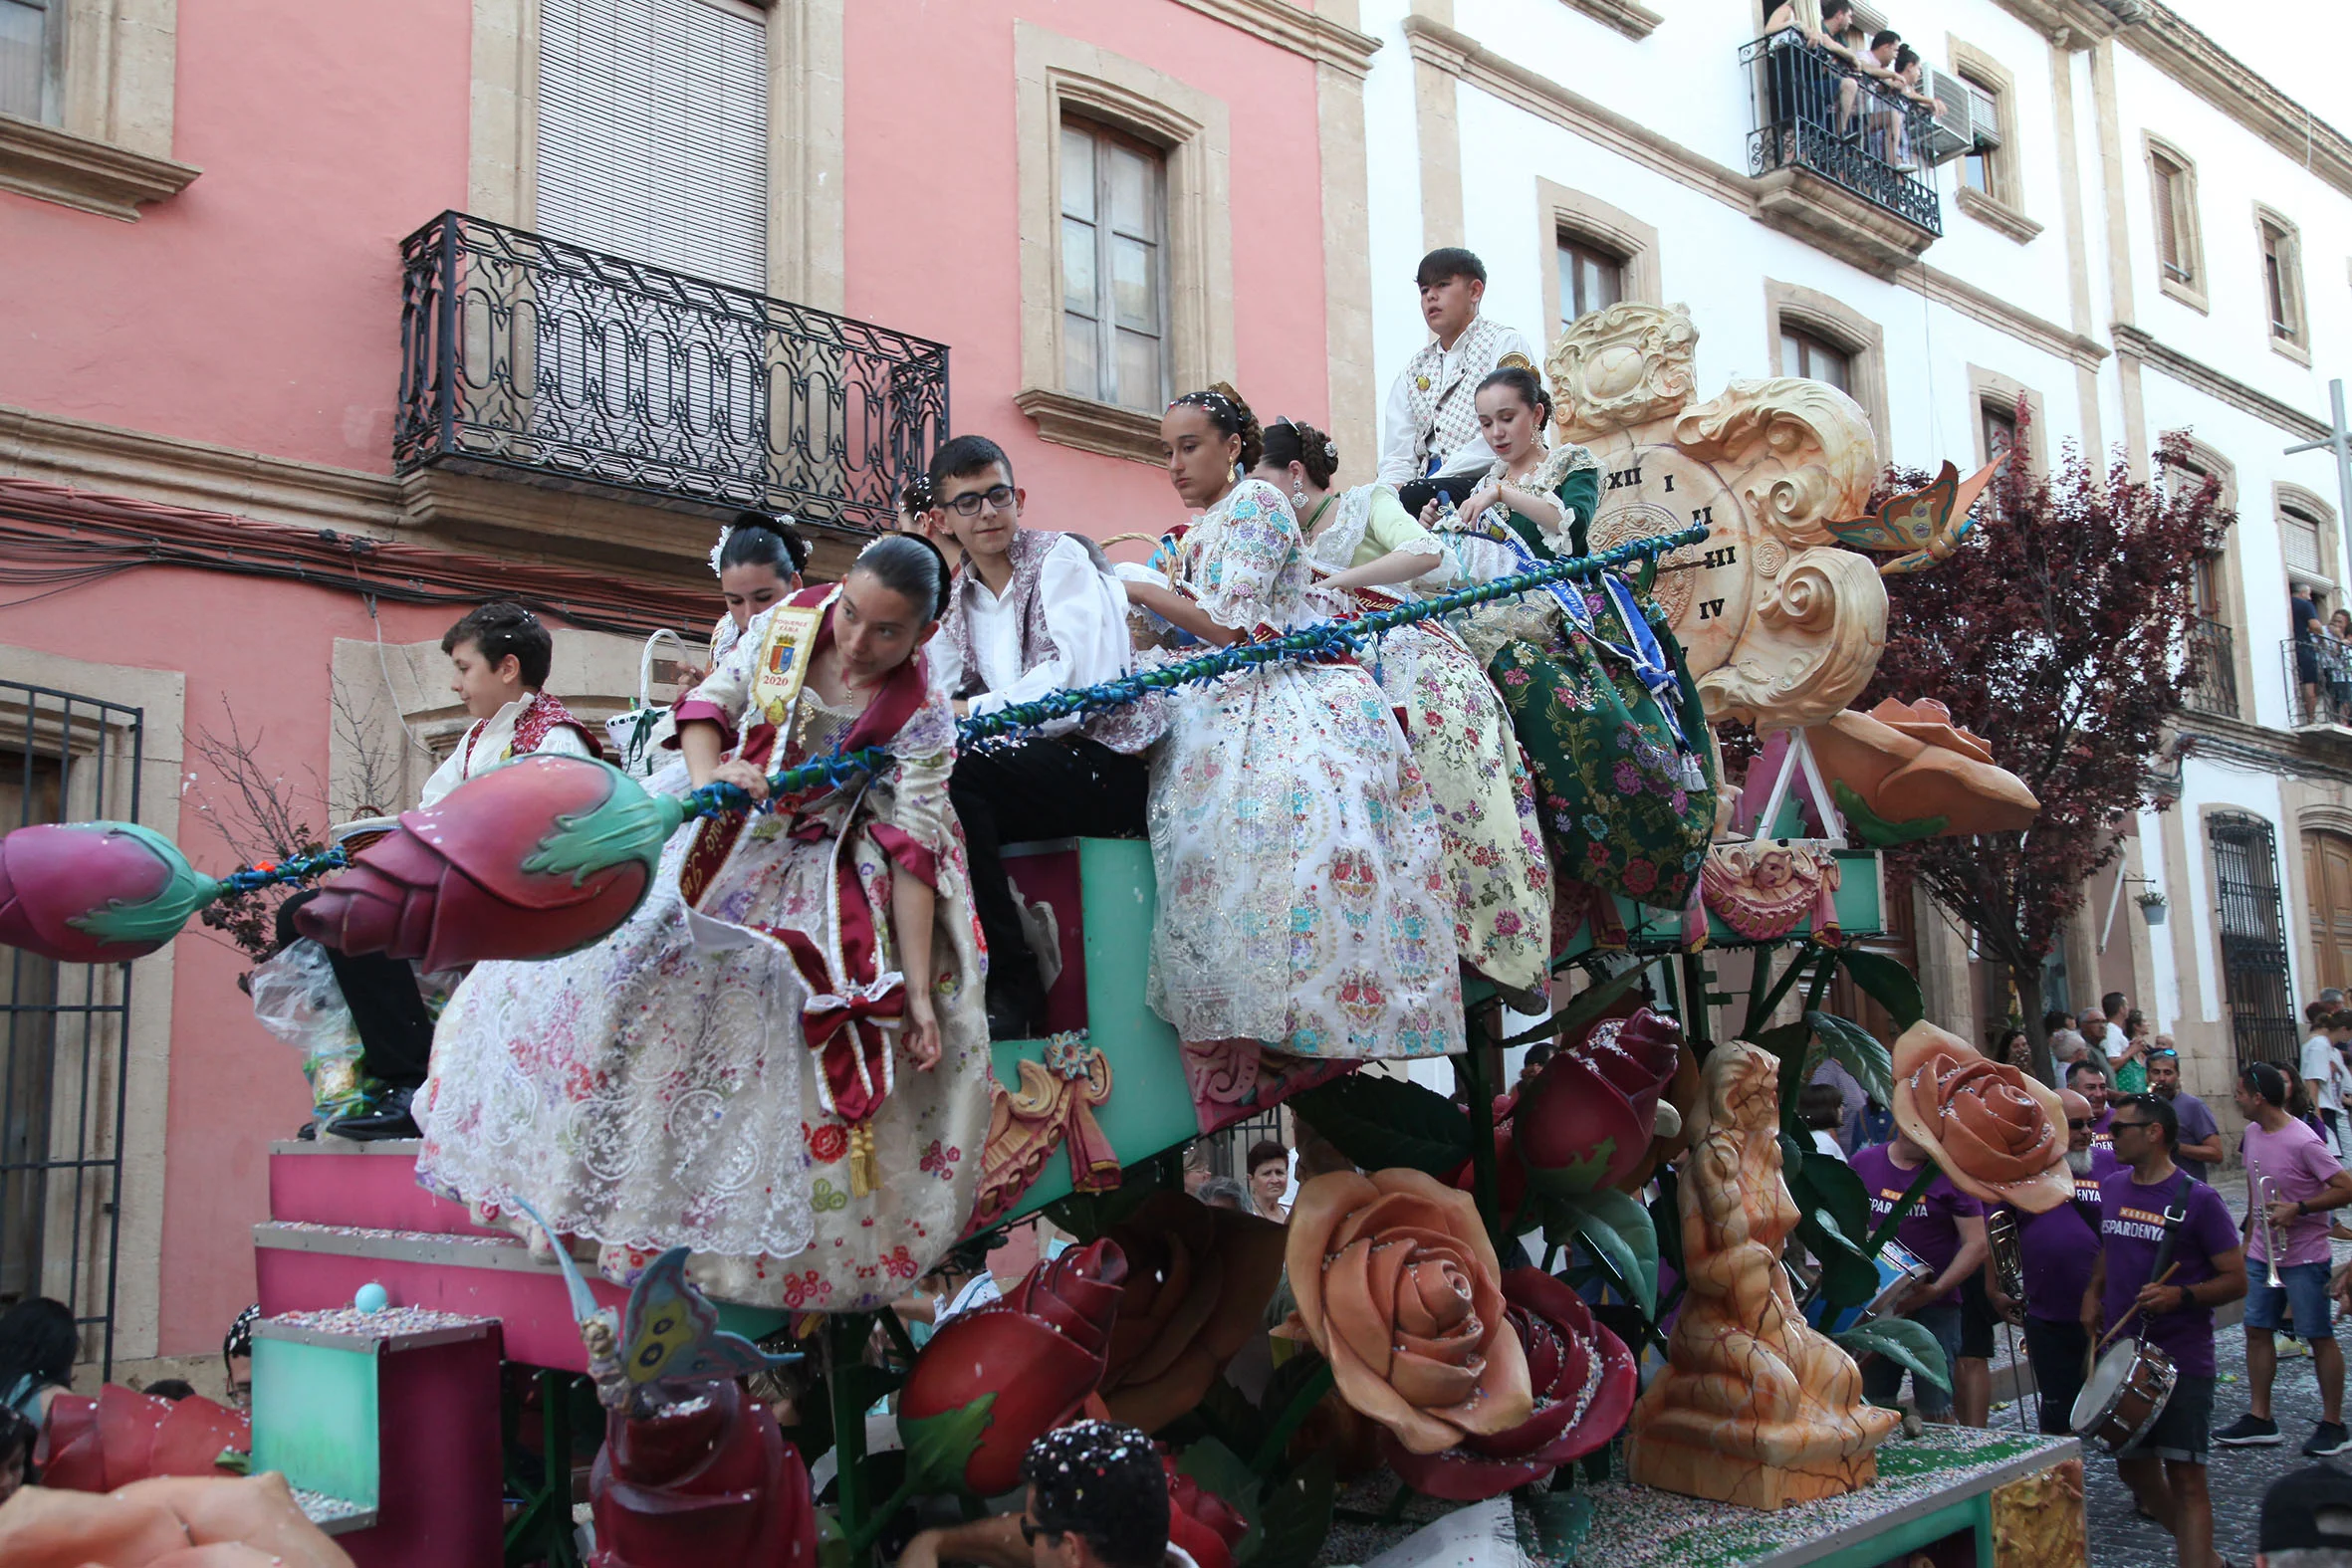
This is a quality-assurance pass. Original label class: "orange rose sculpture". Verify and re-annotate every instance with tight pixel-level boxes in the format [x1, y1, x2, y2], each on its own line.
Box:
[1100, 1193, 1288, 1435]
[1284, 1169, 1531, 1455]
[1807, 699, 2039, 837]
[1890, 1019, 2072, 1213]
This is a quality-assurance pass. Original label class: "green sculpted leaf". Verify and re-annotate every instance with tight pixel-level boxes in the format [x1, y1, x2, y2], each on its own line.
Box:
[1807, 1010, 1895, 1107]
[522, 765, 691, 885]
[1836, 1316, 1951, 1395]
[1177, 1438, 1264, 1562]
[898, 1391, 997, 1495]
[1831, 781, 1948, 847]
[1286, 1073, 1472, 1178]
[1835, 948, 1927, 1029]
[1242, 1449, 1334, 1568]
[1542, 1186, 1658, 1317]
[1523, 1492, 1594, 1562]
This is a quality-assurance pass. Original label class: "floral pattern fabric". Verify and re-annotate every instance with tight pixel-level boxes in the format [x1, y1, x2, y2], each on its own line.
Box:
[415, 607, 992, 1313]
[1145, 478, 1461, 1058]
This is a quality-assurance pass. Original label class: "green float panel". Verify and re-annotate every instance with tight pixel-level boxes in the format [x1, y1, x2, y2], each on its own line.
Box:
[1538, 847, 1886, 966]
[251, 1336, 380, 1510]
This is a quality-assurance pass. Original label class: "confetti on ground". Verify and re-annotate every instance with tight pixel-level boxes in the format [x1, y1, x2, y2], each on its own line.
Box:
[267, 1304, 494, 1337]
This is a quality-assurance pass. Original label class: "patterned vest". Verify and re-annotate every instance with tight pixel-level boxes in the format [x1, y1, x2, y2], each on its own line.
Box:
[460, 691, 601, 772]
[1401, 317, 1529, 474]
[944, 530, 1164, 755]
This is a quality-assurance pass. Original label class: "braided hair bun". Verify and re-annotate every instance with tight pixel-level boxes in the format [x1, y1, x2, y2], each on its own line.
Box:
[1261, 418, 1338, 489]
[1170, 382, 1264, 472]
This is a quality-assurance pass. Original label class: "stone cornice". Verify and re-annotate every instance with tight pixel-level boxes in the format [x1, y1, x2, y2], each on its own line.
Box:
[2112, 325, 2328, 443]
[1899, 265, 2108, 371]
[1555, 0, 1661, 43]
[1402, 16, 1756, 211]
[1171, 0, 1382, 77]
[1988, 0, 2125, 47]
[0, 112, 200, 222]
[0, 404, 397, 532]
[1014, 387, 1168, 466]
[1954, 185, 2045, 246]
[2120, 4, 2352, 202]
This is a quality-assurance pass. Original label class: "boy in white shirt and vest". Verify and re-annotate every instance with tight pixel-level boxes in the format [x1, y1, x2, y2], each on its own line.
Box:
[1377, 247, 1539, 509]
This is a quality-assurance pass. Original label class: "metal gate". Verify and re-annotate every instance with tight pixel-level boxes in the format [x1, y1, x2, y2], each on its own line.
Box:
[1, 681, 141, 1376]
[2211, 812, 2301, 1074]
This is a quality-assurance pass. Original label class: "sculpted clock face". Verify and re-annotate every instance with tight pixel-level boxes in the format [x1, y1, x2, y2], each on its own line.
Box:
[1580, 434, 1762, 677]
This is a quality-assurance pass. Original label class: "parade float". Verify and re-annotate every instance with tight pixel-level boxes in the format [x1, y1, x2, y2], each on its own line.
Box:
[0, 305, 2089, 1568]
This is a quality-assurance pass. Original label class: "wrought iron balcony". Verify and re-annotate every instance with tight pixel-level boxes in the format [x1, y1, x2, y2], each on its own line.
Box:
[2183, 615, 2238, 719]
[1741, 32, 1942, 240]
[2285, 634, 2352, 731]
[395, 212, 949, 532]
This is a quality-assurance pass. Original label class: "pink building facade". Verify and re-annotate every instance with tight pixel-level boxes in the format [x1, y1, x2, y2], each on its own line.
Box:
[0, 0, 1379, 1373]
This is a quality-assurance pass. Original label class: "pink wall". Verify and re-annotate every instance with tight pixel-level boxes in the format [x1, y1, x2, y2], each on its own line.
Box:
[4, 570, 457, 1354]
[0, 0, 473, 472]
[840, 0, 1332, 543]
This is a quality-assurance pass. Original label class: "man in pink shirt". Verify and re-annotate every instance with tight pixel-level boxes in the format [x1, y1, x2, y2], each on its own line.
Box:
[2217, 1061, 2352, 1456]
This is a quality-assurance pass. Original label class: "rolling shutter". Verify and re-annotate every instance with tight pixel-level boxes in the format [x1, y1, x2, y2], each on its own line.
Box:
[537, 0, 769, 293]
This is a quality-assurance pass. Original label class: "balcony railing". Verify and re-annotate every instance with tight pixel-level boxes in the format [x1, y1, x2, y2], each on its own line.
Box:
[1741, 31, 1942, 237]
[2285, 634, 2352, 730]
[396, 212, 949, 532]
[2184, 615, 2238, 719]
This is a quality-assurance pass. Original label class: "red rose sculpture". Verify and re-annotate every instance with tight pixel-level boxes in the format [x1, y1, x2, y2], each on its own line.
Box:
[1163, 1457, 1250, 1568]
[1383, 1267, 1638, 1500]
[0, 821, 223, 964]
[294, 756, 686, 971]
[1516, 1008, 1685, 1195]
[37, 1385, 251, 1492]
[897, 1238, 1127, 1496]
[1100, 1194, 1287, 1435]
[589, 1380, 817, 1568]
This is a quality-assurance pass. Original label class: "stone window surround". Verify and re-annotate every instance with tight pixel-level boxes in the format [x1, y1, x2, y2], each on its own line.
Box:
[2278, 481, 2339, 597]
[2164, 431, 2256, 720]
[1534, 178, 1661, 342]
[1763, 278, 1891, 467]
[2143, 131, 2208, 316]
[2252, 202, 2309, 366]
[1967, 364, 2047, 477]
[0, 0, 197, 221]
[1012, 21, 1234, 466]
[1945, 35, 2040, 246]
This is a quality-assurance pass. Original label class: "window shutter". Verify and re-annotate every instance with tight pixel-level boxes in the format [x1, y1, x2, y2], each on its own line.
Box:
[538, 0, 769, 293]
[2151, 162, 2179, 273]
[2286, 511, 2324, 578]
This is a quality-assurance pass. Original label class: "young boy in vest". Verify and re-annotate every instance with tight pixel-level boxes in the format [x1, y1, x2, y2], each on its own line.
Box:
[302, 600, 599, 1139]
[925, 436, 1160, 1038]
[1377, 247, 1539, 505]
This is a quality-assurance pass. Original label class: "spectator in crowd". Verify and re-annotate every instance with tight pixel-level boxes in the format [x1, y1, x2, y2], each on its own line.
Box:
[2043, 1008, 2075, 1039]
[2295, 586, 2327, 721]
[1812, 1055, 1866, 1152]
[1198, 1178, 1250, 1214]
[2087, 1007, 2147, 1095]
[2306, 1005, 2348, 1157]
[2049, 1027, 2090, 1076]
[2068, 1059, 2115, 1149]
[2324, 989, 2348, 1009]
[1851, 1123, 1989, 1424]
[1247, 1140, 1293, 1224]
[0, 1297, 76, 1424]
[2256, 1462, 2352, 1567]
[140, 1379, 195, 1403]
[1990, 1088, 2115, 1434]
[1182, 1143, 1211, 1197]
[1799, 1083, 1849, 1162]
[898, 1419, 1174, 1568]
[2147, 1043, 2225, 1182]
[1517, 1040, 1553, 1089]
[1993, 1024, 2032, 1071]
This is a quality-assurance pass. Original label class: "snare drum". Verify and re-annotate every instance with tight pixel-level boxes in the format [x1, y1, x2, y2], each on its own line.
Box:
[2071, 1338, 2177, 1455]
[1805, 1241, 1932, 1334]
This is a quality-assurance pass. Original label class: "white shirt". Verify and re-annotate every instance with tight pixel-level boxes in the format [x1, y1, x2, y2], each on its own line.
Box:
[927, 535, 1135, 735]
[1811, 1129, 1848, 1163]
[936, 1270, 1002, 1326]
[1377, 324, 1540, 488]
[2305, 1032, 2345, 1114]
[418, 693, 594, 808]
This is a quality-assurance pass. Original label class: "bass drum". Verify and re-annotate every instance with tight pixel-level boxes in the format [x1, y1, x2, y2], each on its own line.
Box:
[2071, 1338, 2177, 1455]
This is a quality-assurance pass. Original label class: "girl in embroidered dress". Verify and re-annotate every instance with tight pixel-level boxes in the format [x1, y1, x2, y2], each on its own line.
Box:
[1121, 383, 1462, 1069]
[639, 514, 813, 796]
[415, 536, 991, 1314]
[1256, 418, 1552, 1009]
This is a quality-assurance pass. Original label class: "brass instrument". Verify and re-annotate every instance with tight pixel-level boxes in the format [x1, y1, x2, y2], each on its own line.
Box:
[2251, 1161, 2285, 1290]
[1987, 1210, 2026, 1301]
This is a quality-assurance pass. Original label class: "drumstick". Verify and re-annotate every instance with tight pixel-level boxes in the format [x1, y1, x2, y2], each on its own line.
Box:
[2097, 1263, 2183, 1352]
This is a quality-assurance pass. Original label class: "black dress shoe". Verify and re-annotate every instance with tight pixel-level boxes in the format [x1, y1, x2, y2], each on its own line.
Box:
[327, 1086, 420, 1142]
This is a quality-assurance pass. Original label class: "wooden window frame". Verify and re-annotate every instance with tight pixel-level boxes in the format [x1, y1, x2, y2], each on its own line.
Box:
[0, 0, 194, 220]
[2254, 204, 2310, 364]
[0, 0, 60, 124]
[2145, 133, 2208, 314]
[1057, 114, 1172, 415]
[1534, 180, 1661, 350]
[1947, 37, 2039, 244]
[1764, 278, 1891, 465]
[1554, 232, 1627, 336]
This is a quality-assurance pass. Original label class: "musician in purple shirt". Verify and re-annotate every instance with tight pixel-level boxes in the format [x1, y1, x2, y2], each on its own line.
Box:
[2084, 1093, 2245, 1568]
[1990, 1088, 2118, 1434]
[1850, 1130, 1987, 1422]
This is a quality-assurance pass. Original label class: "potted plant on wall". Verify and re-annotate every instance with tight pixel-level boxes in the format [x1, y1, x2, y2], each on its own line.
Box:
[2136, 888, 2169, 926]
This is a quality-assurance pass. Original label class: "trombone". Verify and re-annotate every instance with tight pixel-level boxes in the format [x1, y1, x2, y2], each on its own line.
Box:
[2251, 1160, 2285, 1289]
[1986, 1210, 2033, 1433]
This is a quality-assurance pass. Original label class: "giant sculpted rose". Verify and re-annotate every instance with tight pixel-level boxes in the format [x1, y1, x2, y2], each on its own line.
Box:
[1285, 1170, 1530, 1455]
[897, 1238, 1127, 1495]
[1100, 1193, 1287, 1434]
[1890, 1019, 2071, 1213]
[296, 756, 686, 971]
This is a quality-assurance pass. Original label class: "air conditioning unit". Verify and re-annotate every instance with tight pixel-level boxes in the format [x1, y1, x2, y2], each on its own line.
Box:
[1921, 70, 1978, 165]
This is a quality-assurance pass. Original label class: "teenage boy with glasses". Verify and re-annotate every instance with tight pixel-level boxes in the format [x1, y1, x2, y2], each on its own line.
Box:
[2085, 1093, 2246, 1568]
[2147, 1047, 2225, 1182]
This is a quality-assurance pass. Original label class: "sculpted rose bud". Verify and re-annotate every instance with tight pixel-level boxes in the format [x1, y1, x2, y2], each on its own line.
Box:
[1285, 1169, 1531, 1456]
[1162, 1456, 1250, 1568]
[294, 756, 686, 971]
[1891, 1018, 2072, 1213]
[1101, 1193, 1288, 1435]
[35, 1385, 251, 1492]
[1384, 1267, 1638, 1500]
[897, 1238, 1127, 1495]
[1515, 1008, 1685, 1195]
[0, 821, 222, 964]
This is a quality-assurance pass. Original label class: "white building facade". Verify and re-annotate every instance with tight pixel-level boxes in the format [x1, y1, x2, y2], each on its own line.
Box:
[1341, 0, 2352, 1125]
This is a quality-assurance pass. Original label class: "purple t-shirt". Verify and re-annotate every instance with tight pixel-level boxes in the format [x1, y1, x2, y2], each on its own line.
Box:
[2168, 1091, 2222, 1183]
[2097, 1168, 2240, 1379]
[1851, 1144, 1984, 1307]
[2244, 1116, 2343, 1267]
[2009, 1148, 2120, 1323]
[2088, 1106, 2114, 1152]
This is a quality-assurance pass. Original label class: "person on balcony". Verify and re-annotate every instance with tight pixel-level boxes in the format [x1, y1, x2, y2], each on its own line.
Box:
[925, 434, 1162, 1039]
[415, 537, 992, 1315]
[1376, 248, 1538, 513]
[2293, 585, 2325, 720]
[1762, 0, 1861, 148]
[1121, 383, 1461, 1065]
[2325, 608, 2352, 723]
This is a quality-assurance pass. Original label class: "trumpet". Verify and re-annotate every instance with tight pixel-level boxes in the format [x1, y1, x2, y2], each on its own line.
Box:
[2252, 1162, 2285, 1290]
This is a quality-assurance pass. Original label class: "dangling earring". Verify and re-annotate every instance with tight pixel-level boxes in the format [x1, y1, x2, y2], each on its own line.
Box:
[1292, 481, 1308, 510]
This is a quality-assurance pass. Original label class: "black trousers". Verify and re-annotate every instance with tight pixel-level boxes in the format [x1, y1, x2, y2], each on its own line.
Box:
[276, 891, 435, 1090]
[2022, 1315, 2090, 1436]
[950, 736, 1150, 1012]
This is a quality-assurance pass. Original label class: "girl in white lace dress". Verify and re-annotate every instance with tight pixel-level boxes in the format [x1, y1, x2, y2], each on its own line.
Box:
[1120, 384, 1462, 1072]
[416, 537, 991, 1314]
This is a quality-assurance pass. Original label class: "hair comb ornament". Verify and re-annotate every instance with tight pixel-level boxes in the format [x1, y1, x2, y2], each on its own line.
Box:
[707, 526, 734, 577]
